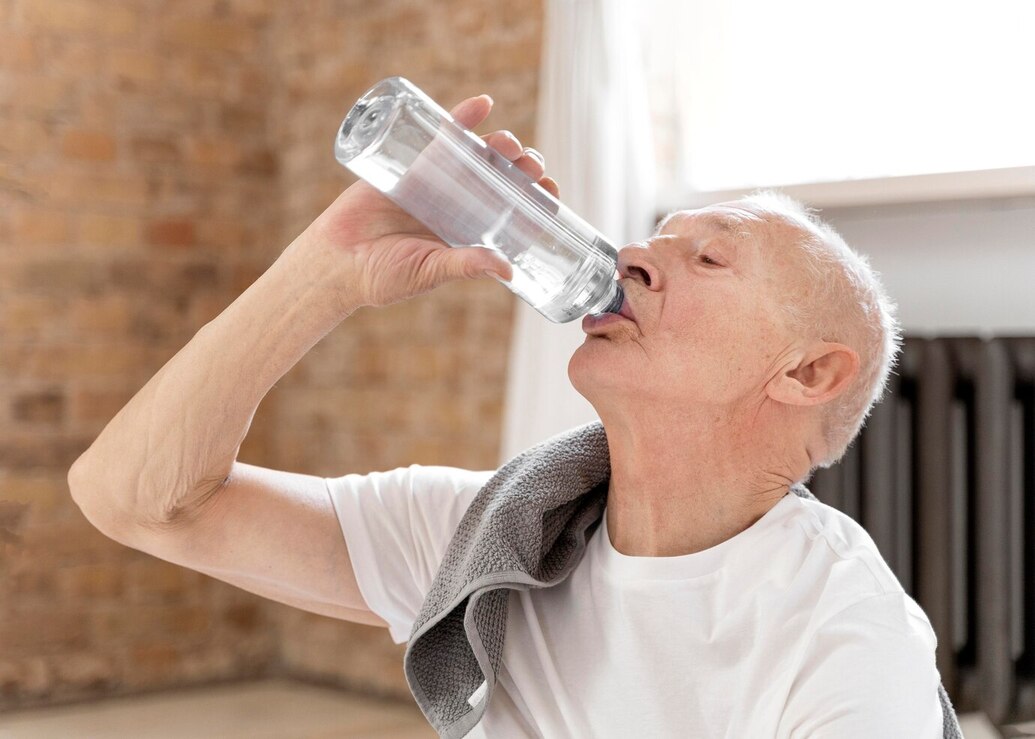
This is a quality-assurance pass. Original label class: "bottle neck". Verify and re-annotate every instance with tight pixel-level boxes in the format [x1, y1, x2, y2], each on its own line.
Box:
[588, 280, 624, 316]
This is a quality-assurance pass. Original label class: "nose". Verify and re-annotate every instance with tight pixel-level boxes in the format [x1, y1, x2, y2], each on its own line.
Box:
[616, 243, 660, 289]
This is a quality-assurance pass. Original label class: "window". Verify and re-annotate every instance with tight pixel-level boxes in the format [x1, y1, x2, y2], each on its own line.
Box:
[641, 0, 1035, 206]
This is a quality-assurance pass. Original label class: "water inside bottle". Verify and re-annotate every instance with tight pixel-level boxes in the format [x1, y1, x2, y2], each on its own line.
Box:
[344, 112, 621, 322]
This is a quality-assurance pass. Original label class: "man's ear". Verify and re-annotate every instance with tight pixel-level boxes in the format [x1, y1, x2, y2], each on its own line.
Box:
[767, 341, 860, 407]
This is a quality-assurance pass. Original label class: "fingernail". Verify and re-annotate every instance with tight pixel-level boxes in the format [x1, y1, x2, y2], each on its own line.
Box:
[480, 94, 494, 105]
[526, 148, 545, 165]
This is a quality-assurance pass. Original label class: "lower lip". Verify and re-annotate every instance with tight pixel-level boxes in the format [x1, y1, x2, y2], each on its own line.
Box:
[582, 312, 631, 332]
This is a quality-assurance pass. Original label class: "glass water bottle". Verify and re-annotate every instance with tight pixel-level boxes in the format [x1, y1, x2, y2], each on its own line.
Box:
[333, 76, 624, 323]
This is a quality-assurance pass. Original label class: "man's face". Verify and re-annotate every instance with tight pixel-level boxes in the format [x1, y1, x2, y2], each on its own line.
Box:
[569, 204, 801, 418]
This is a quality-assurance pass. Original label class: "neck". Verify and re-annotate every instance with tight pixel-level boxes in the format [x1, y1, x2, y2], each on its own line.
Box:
[601, 406, 808, 557]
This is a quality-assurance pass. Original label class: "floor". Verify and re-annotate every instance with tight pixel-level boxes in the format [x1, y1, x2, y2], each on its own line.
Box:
[0, 680, 435, 739]
[0, 679, 1029, 738]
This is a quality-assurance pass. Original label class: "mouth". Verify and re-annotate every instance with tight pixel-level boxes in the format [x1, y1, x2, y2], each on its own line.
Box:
[581, 293, 637, 334]
[616, 294, 637, 325]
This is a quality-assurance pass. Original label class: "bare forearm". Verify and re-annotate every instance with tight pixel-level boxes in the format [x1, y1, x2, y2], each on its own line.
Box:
[70, 235, 359, 526]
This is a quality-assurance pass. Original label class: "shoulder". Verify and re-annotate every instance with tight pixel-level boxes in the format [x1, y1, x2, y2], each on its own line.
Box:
[785, 493, 918, 618]
[818, 589, 938, 653]
[321, 465, 495, 645]
[324, 464, 496, 537]
[781, 497, 942, 734]
[782, 588, 942, 736]
[778, 494, 935, 637]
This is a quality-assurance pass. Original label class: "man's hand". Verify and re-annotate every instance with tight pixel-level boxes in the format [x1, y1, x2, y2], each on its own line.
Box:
[296, 93, 561, 311]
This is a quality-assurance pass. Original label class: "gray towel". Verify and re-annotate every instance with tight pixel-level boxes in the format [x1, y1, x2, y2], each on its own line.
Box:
[403, 420, 963, 738]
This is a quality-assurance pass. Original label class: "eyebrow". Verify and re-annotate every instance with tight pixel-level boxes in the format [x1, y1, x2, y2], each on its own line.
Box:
[702, 213, 750, 236]
[654, 213, 745, 261]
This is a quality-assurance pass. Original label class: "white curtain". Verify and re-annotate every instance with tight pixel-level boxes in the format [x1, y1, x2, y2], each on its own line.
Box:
[498, 0, 658, 464]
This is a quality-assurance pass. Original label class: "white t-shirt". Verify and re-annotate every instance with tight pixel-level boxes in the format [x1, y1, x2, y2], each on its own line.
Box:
[326, 464, 943, 739]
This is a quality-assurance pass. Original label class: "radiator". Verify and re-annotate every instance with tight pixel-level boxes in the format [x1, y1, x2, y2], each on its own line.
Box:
[806, 336, 1035, 725]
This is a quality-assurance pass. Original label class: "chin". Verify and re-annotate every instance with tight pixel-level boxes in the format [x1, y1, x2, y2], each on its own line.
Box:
[567, 343, 593, 396]
[568, 340, 628, 399]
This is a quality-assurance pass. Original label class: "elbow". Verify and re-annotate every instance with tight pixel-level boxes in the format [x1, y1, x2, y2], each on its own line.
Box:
[67, 454, 212, 545]
[67, 453, 97, 516]
[67, 454, 134, 545]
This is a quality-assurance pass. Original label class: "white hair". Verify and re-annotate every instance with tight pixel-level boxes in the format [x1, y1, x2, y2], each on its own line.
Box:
[730, 190, 904, 472]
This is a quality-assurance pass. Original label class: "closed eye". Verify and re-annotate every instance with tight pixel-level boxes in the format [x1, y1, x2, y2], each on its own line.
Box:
[700, 254, 722, 266]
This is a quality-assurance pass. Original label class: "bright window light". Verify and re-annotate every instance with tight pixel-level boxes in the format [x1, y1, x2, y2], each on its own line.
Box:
[641, 0, 1035, 194]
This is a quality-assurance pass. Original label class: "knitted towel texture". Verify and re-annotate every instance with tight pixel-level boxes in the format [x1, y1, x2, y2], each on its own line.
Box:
[402, 420, 963, 738]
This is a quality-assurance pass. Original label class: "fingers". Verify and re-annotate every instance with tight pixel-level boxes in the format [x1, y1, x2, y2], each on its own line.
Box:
[482, 131, 553, 186]
[417, 241, 513, 288]
[519, 148, 546, 180]
[450, 94, 493, 129]
[449, 94, 561, 198]
[482, 131, 545, 180]
[481, 129, 522, 159]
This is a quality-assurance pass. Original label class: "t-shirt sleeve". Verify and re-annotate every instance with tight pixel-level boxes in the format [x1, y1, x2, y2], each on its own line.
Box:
[324, 464, 494, 645]
[778, 591, 944, 738]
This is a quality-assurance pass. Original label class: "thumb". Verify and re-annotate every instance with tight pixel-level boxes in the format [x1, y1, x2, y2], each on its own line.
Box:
[439, 245, 513, 282]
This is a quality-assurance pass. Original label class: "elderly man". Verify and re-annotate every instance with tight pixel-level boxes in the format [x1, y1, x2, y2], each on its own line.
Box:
[69, 93, 942, 737]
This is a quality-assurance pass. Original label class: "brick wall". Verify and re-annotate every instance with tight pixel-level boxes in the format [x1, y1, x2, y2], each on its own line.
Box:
[2, 0, 282, 711]
[1, 0, 542, 711]
[263, 0, 543, 700]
